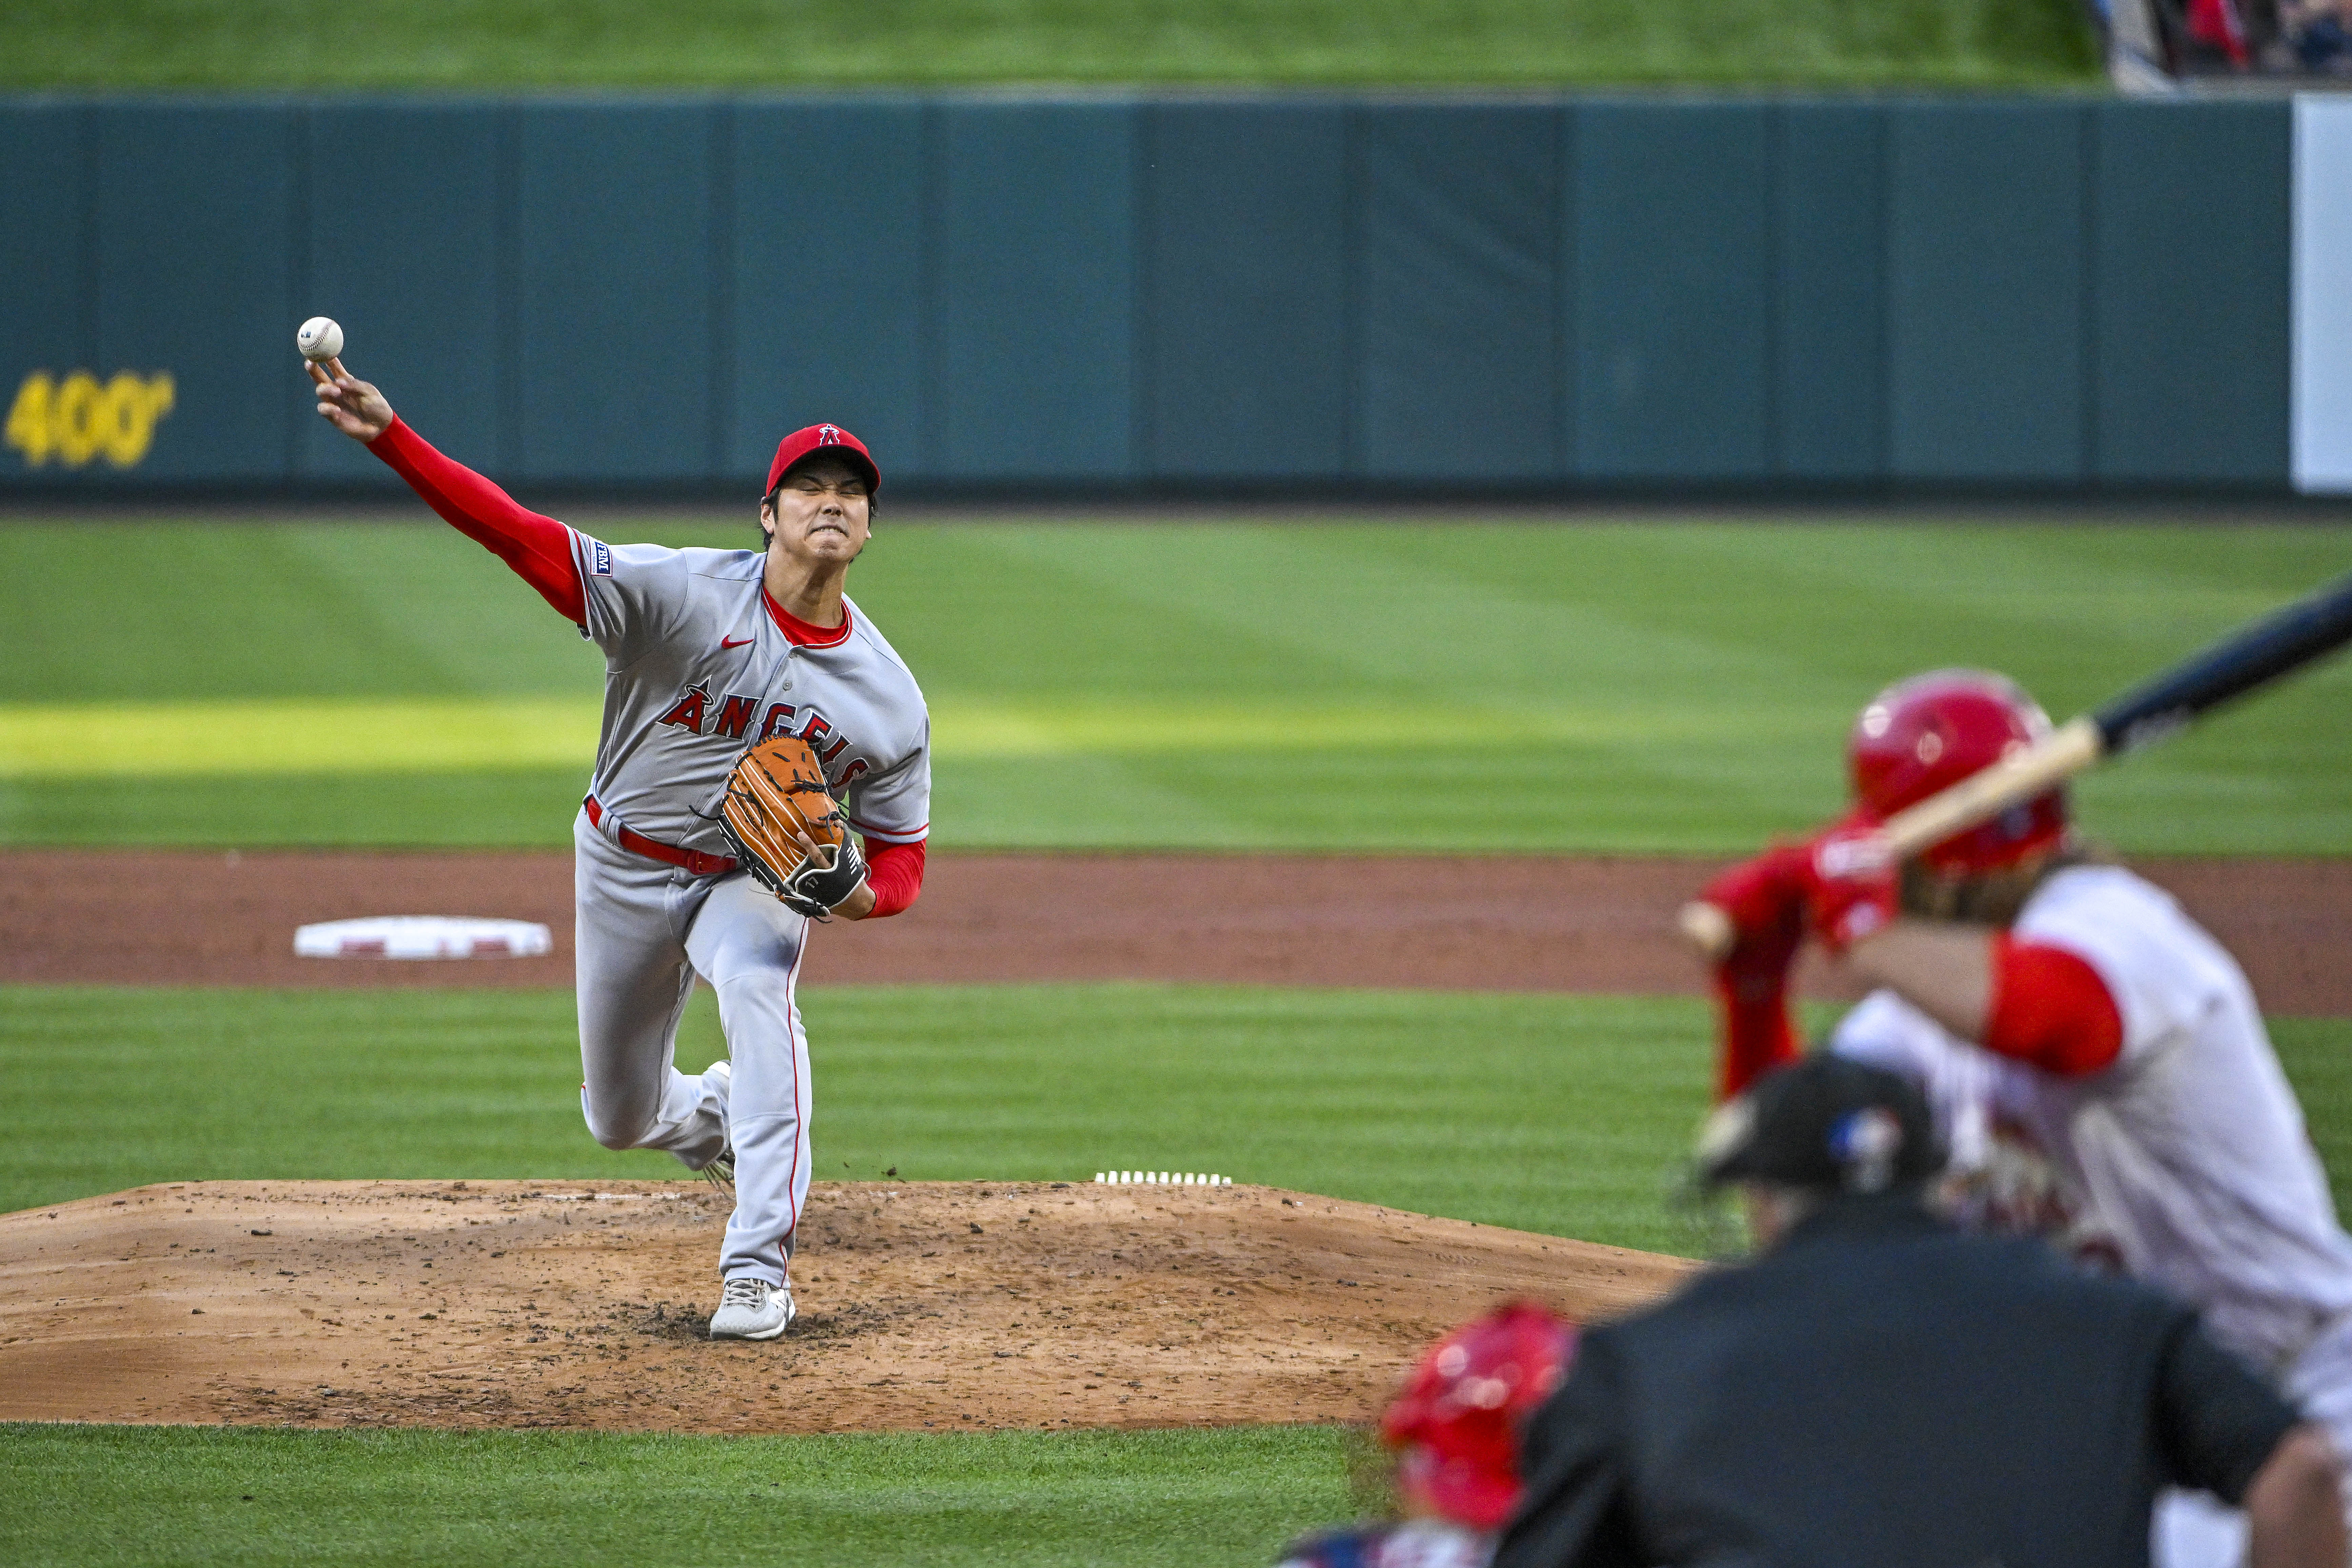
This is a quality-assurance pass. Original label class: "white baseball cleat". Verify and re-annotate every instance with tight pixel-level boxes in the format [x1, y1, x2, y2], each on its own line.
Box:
[708, 1276, 794, 1341]
[698, 1060, 735, 1197]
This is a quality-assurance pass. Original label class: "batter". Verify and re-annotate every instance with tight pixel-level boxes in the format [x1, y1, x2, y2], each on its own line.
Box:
[309, 356, 928, 1343]
[1698, 669, 2352, 1566]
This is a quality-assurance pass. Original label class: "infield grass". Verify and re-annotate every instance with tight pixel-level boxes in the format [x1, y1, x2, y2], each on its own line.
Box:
[3, 519, 2347, 855]
[2, 0, 2096, 92]
[0, 983, 1721, 1253]
[9, 989, 2352, 1565]
[9, 984, 2352, 1252]
[0, 1422, 1353, 1568]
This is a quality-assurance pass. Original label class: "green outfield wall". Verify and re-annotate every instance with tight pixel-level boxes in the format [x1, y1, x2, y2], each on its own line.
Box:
[2, 95, 2341, 496]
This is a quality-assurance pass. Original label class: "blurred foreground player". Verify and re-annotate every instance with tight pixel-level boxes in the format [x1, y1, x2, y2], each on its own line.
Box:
[1280, 1303, 1574, 1568]
[309, 357, 930, 1342]
[1696, 670, 2352, 1561]
[1493, 1055, 2345, 1568]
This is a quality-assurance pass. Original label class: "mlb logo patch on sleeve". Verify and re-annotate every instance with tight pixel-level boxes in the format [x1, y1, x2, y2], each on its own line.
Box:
[591, 540, 613, 577]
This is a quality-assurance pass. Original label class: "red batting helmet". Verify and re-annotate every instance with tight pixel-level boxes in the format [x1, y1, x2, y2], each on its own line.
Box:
[1380, 1301, 1576, 1532]
[1850, 670, 2068, 874]
[766, 423, 879, 497]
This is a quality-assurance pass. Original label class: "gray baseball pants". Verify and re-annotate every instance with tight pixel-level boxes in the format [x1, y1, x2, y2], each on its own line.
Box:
[572, 810, 812, 1288]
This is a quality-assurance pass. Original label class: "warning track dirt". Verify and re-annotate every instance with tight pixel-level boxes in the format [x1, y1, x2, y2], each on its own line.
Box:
[0, 1180, 1692, 1434]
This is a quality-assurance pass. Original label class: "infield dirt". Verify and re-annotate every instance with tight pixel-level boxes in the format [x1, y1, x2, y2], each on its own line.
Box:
[6, 849, 2349, 1013]
[0, 1179, 1690, 1434]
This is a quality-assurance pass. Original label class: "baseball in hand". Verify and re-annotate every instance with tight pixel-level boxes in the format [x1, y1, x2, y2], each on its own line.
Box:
[297, 317, 344, 362]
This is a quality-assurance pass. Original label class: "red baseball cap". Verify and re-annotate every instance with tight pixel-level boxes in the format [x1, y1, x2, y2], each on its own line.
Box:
[1849, 669, 2066, 874]
[1381, 1301, 1576, 1531]
[766, 423, 880, 497]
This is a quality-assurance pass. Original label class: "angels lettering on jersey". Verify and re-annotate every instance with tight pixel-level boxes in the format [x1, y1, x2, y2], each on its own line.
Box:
[564, 532, 928, 854]
[654, 681, 872, 792]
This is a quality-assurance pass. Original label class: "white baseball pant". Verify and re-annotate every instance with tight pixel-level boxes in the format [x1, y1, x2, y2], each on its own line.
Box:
[572, 810, 813, 1288]
[2153, 1314, 2352, 1568]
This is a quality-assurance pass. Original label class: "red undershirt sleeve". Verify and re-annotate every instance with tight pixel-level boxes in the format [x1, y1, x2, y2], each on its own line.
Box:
[863, 838, 925, 919]
[369, 417, 586, 624]
[1714, 970, 1801, 1101]
[1983, 932, 2124, 1076]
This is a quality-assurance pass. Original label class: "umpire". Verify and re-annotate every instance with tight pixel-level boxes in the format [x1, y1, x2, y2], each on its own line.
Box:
[1493, 1055, 2346, 1568]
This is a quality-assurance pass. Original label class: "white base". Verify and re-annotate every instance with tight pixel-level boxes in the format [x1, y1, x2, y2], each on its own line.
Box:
[294, 916, 553, 960]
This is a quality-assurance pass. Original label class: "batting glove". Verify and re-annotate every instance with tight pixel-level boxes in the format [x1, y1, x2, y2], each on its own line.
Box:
[1697, 842, 1812, 996]
[1798, 811, 1899, 954]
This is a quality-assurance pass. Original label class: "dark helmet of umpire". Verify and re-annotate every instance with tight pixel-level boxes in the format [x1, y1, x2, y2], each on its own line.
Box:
[1696, 1054, 1944, 1196]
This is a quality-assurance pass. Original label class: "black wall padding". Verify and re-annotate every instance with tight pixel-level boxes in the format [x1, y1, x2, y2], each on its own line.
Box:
[299, 103, 505, 485]
[1355, 105, 1565, 480]
[1141, 102, 1350, 480]
[2092, 101, 2290, 484]
[1, 107, 82, 431]
[1887, 102, 2090, 483]
[514, 105, 719, 482]
[1775, 104, 1885, 481]
[0, 95, 2296, 494]
[1575, 102, 1774, 480]
[730, 102, 928, 485]
[96, 106, 299, 481]
[936, 103, 1138, 480]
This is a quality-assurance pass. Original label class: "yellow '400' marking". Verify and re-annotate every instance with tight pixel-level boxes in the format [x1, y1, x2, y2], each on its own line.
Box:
[0, 696, 1798, 778]
[5, 370, 175, 469]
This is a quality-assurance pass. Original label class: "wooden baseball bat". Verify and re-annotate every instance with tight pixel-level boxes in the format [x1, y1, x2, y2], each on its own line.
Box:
[1679, 569, 2352, 960]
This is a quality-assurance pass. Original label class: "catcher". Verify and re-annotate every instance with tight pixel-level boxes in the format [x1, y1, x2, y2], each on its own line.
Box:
[311, 355, 929, 1343]
[1277, 1302, 1575, 1568]
[1694, 669, 2352, 1564]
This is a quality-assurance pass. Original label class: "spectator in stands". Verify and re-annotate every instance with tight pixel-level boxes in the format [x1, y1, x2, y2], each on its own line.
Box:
[2282, 0, 2352, 67]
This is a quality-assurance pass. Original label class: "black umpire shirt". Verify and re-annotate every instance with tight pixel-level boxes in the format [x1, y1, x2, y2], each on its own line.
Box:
[1494, 1195, 2299, 1568]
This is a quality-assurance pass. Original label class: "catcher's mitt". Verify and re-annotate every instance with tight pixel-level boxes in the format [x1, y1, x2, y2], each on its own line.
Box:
[718, 735, 869, 919]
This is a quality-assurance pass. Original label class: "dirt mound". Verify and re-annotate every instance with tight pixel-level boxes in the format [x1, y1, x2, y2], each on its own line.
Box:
[0, 1180, 1691, 1434]
[6, 849, 2348, 1014]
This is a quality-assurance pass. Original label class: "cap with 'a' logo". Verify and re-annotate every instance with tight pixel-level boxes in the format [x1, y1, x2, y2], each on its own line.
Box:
[766, 423, 880, 497]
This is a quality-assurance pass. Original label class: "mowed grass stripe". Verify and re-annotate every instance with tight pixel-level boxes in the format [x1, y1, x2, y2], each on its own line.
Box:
[9, 993, 2352, 1567]
[4, 520, 2345, 852]
[8, 985, 2352, 1257]
[5, 0, 2096, 91]
[0, 983, 1719, 1252]
[0, 695, 1813, 775]
[0, 1423, 1353, 1568]
[0, 699, 602, 775]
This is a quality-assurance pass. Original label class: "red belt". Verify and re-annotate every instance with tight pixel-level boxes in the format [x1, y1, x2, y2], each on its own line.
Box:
[584, 795, 738, 878]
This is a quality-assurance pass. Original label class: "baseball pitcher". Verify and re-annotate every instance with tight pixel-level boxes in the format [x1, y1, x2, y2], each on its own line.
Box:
[310, 356, 929, 1343]
[1695, 669, 2352, 1566]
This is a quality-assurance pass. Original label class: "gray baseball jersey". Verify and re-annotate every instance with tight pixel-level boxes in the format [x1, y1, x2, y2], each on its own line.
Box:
[569, 536, 930, 853]
[561, 532, 928, 1291]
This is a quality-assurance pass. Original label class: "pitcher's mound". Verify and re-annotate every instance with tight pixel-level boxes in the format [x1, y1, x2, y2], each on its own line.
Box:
[0, 1179, 1693, 1434]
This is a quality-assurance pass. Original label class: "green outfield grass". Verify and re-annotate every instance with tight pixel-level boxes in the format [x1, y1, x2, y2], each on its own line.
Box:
[9, 984, 2352, 1248]
[0, 979, 1694, 1567]
[10, 985, 2352, 1565]
[0, 983, 1721, 1252]
[0, 1422, 1351, 1568]
[2, 0, 2096, 91]
[3, 519, 2346, 854]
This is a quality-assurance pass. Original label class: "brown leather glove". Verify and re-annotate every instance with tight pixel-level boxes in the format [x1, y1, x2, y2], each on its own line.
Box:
[718, 736, 868, 920]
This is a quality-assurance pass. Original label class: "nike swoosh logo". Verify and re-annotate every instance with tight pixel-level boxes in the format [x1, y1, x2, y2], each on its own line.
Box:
[721, 636, 754, 649]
